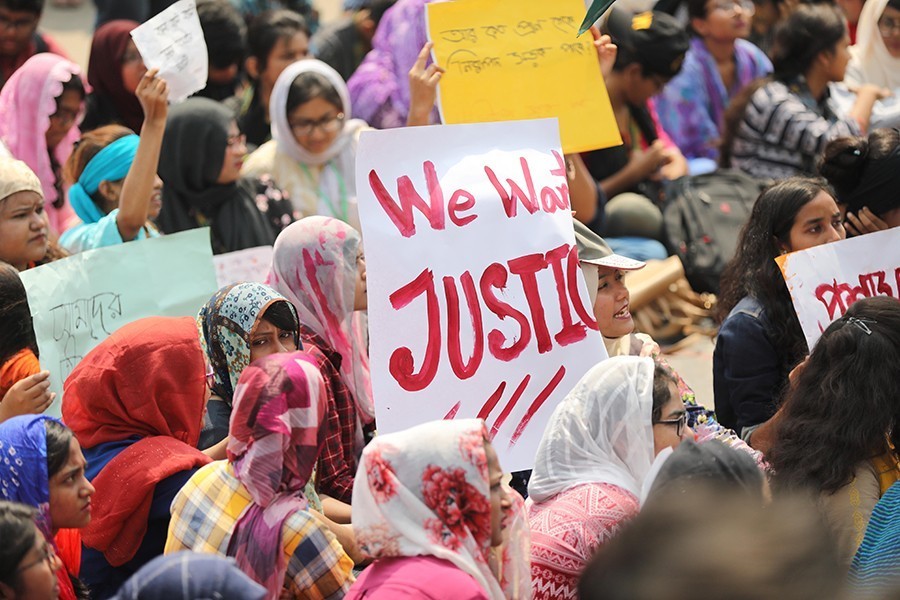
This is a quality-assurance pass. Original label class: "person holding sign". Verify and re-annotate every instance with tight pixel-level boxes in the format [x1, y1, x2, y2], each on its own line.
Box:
[268, 216, 373, 505]
[60, 69, 169, 254]
[166, 352, 355, 599]
[768, 297, 900, 566]
[819, 128, 900, 236]
[347, 419, 530, 600]
[715, 178, 846, 449]
[527, 357, 691, 600]
[242, 59, 366, 230]
[155, 97, 295, 254]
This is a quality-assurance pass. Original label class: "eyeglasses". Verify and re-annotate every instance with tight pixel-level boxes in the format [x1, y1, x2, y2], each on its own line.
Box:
[878, 16, 900, 37]
[655, 413, 688, 437]
[226, 133, 246, 148]
[289, 113, 345, 137]
[16, 542, 56, 574]
[709, 0, 755, 15]
[205, 365, 216, 389]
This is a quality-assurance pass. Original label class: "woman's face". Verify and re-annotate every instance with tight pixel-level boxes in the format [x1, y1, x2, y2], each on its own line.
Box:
[0, 191, 48, 271]
[821, 30, 852, 82]
[484, 439, 512, 547]
[248, 316, 298, 364]
[288, 96, 344, 155]
[879, 5, 900, 58]
[45, 89, 83, 151]
[9, 527, 61, 600]
[783, 191, 846, 252]
[693, 0, 754, 43]
[592, 266, 634, 340]
[102, 175, 164, 219]
[353, 248, 367, 311]
[258, 32, 310, 92]
[120, 39, 147, 95]
[48, 436, 94, 531]
[215, 122, 247, 185]
[652, 381, 691, 455]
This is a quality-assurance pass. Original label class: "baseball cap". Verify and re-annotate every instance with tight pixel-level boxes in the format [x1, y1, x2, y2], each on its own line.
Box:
[574, 220, 646, 271]
[604, 8, 690, 79]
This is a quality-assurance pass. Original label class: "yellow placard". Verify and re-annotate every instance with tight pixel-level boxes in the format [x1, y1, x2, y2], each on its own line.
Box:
[426, 0, 622, 154]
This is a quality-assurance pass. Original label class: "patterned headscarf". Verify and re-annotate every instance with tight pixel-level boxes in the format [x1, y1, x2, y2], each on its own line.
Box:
[198, 282, 300, 405]
[352, 419, 532, 600]
[226, 352, 328, 600]
[267, 216, 374, 424]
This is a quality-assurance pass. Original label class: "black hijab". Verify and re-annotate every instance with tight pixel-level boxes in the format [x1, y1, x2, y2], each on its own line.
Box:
[0, 262, 38, 366]
[156, 97, 280, 254]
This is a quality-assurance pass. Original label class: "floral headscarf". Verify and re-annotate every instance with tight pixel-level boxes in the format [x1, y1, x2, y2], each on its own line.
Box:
[225, 351, 328, 600]
[267, 216, 374, 423]
[352, 419, 532, 600]
[0, 53, 86, 234]
[198, 282, 300, 405]
[527, 356, 656, 503]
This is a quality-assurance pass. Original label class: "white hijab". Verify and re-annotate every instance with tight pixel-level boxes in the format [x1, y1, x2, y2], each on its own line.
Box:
[269, 59, 367, 221]
[528, 356, 657, 503]
[849, 0, 900, 89]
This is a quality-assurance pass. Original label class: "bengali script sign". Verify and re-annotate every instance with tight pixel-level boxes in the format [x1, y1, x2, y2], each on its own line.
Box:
[19, 229, 218, 415]
[356, 119, 606, 470]
[776, 227, 900, 350]
[426, 0, 621, 154]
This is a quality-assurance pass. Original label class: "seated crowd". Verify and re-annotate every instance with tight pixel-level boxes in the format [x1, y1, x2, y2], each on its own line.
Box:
[1, 0, 900, 599]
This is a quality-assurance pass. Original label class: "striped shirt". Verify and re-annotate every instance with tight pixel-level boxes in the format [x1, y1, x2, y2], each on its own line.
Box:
[731, 78, 860, 180]
[165, 461, 354, 599]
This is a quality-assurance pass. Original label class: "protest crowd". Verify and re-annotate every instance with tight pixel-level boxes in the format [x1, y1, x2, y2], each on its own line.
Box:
[1, 0, 900, 598]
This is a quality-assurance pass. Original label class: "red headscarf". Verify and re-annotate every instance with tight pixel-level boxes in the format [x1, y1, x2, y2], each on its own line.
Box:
[62, 316, 211, 566]
[87, 20, 144, 133]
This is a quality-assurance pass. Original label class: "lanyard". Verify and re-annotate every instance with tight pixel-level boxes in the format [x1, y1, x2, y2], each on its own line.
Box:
[300, 162, 349, 223]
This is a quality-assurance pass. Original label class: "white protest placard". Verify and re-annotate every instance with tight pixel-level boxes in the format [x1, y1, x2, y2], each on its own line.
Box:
[130, 0, 208, 103]
[18, 229, 219, 415]
[777, 227, 900, 350]
[213, 245, 274, 288]
[357, 119, 606, 470]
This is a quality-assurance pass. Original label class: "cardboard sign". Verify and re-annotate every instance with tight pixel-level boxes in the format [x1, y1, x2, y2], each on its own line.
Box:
[19, 229, 218, 415]
[213, 245, 274, 288]
[426, 0, 621, 154]
[356, 118, 607, 470]
[777, 228, 900, 350]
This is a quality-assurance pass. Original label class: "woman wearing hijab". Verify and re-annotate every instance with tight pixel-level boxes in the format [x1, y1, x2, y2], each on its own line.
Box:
[60, 69, 168, 254]
[0, 53, 86, 235]
[267, 216, 373, 504]
[82, 20, 146, 134]
[111, 553, 266, 600]
[156, 97, 294, 255]
[0, 416, 96, 600]
[62, 317, 216, 599]
[166, 352, 355, 600]
[242, 59, 366, 230]
[526, 356, 692, 600]
[197, 282, 300, 450]
[348, 419, 531, 600]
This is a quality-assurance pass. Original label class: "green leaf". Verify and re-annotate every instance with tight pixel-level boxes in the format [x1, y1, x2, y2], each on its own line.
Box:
[578, 0, 618, 35]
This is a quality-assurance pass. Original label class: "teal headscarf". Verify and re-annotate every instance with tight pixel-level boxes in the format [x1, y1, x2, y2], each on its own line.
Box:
[68, 134, 139, 224]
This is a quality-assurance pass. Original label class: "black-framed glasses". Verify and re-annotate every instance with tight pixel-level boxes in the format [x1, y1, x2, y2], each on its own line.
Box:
[656, 413, 688, 437]
[289, 113, 345, 137]
[878, 16, 900, 37]
[16, 541, 56, 574]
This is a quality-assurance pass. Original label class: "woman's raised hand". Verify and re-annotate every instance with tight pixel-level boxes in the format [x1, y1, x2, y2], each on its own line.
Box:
[135, 68, 170, 126]
[407, 42, 446, 127]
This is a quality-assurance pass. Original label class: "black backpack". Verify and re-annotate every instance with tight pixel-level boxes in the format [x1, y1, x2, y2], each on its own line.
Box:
[663, 169, 768, 294]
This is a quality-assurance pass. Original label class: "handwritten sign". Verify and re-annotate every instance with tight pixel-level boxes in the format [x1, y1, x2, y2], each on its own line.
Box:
[777, 228, 900, 350]
[131, 0, 208, 103]
[18, 229, 218, 415]
[425, 0, 621, 154]
[356, 119, 606, 470]
[213, 245, 274, 288]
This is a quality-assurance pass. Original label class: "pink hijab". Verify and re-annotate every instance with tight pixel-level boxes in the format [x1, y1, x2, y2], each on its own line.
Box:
[0, 54, 85, 234]
[267, 216, 375, 424]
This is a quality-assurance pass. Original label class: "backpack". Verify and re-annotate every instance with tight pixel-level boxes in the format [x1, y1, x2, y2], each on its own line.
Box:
[663, 169, 767, 294]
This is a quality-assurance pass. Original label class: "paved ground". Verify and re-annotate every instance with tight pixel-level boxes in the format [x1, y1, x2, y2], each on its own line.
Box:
[41, 0, 718, 408]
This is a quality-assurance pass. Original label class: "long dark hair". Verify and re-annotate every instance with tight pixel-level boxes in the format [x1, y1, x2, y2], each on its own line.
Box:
[819, 128, 900, 217]
[0, 262, 38, 366]
[769, 297, 900, 494]
[0, 501, 39, 592]
[720, 4, 847, 167]
[717, 178, 833, 370]
[286, 71, 342, 117]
